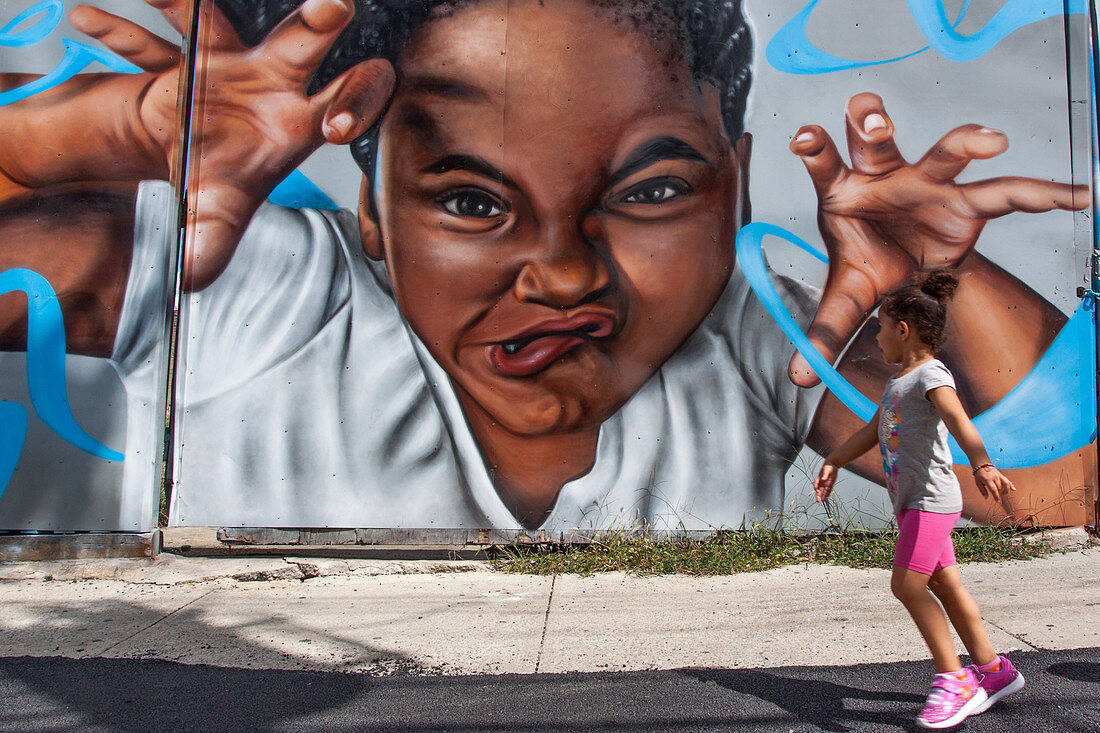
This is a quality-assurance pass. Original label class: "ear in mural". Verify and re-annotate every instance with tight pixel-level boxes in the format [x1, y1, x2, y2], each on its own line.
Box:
[1, 0, 1095, 533]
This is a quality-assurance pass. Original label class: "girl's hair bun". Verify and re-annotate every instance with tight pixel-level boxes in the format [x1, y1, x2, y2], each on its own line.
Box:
[917, 270, 959, 302]
[881, 270, 958, 351]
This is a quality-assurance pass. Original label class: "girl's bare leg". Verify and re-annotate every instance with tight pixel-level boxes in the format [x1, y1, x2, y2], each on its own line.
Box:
[928, 564, 998, 667]
[891, 566, 962, 673]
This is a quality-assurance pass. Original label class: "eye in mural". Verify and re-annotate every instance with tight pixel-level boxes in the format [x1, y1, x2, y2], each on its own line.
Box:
[0, 0, 1095, 534]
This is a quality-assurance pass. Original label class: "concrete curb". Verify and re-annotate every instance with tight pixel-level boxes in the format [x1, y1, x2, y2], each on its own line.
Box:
[0, 555, 488, 585]
[0, 527, 1091, 586]
[1014, 527, 1094, 551]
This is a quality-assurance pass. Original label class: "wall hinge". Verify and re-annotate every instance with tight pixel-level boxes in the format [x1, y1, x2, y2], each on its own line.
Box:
[1076, 286, 1100, 301]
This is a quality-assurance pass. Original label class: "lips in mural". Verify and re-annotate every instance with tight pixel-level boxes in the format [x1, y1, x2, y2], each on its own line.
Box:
[487, 312, 616, 378]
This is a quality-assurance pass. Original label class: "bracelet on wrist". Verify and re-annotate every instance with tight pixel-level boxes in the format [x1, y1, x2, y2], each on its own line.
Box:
[972, 463, 995, 474]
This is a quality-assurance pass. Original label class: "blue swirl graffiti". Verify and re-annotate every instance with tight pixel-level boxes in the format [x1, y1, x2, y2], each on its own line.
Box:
[0, 269, 123, 498]
[0, 403, 28, 499]
[1, 0, 63, 47]
[767, 0, 1087, 74]
[0, 0, 141, 107]
[735, 222, 1097, 468]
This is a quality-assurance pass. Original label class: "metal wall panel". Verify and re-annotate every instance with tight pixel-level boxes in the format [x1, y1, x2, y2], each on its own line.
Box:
[0, 0, 182, 530]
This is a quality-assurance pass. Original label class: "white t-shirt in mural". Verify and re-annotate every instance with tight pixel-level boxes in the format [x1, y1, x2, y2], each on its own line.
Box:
[114, 182, 823, 530]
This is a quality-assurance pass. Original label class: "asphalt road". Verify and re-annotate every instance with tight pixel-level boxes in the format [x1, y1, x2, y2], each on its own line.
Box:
[1, 646, 1096, 732]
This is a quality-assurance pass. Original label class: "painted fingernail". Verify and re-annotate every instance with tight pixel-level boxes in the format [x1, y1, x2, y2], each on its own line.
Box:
[794, 131, 814, 143]
[863, 113, 887, 133]
[327, 112, 354, 138]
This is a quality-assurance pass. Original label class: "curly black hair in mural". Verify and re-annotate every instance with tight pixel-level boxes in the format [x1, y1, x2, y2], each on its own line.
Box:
[215, 0, 753, 175]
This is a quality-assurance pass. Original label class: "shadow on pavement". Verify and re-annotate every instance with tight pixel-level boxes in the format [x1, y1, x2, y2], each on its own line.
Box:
[0, 594, 1097, 732]
[5, 651, 1100, 732]
[1047, 661, 1100, 683]
[687, 667, 922, 732]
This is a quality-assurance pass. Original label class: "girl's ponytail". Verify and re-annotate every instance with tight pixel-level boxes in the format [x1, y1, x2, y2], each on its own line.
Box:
[917, 270, 959, 303]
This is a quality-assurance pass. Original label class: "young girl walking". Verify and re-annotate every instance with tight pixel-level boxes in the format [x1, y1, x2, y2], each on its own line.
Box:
[814, 271, 1026, 729]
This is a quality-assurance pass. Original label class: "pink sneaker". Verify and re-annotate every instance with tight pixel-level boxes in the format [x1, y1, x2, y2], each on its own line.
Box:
[916, 668, 988, 729]
[969, 654, 1025, 713]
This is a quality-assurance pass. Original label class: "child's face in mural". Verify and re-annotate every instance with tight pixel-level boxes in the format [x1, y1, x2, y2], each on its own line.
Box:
[359, 0, 748, 437]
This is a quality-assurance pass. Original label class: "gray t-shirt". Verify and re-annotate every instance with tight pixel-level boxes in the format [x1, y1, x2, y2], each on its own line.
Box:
[116, 182, 824, 530]
[878, 359, 962, 515]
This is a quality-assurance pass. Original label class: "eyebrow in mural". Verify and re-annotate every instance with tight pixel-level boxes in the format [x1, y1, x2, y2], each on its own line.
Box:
[421, 156, 514, 187]
[402, 73, 488, 101]
[610, 137, 712, 186]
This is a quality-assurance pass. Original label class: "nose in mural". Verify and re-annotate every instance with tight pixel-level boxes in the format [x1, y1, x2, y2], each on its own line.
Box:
[492, 217, 618, 377]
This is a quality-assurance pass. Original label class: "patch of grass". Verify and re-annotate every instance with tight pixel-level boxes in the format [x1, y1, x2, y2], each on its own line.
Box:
[490, 526, 1053, 576]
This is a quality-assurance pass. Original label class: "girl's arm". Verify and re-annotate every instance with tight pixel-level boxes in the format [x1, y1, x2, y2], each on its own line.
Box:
[814, 410, 880, 502]
[927, 385, 1016, 499]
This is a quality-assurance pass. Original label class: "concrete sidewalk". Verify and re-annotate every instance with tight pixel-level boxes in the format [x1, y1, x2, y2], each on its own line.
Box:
[0, 543, 1096, 676]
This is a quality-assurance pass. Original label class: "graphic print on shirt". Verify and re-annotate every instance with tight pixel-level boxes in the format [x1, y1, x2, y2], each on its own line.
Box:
[879, 392, 902, 496]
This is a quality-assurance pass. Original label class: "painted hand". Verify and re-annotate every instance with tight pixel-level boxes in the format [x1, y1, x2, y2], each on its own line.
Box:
[786, 92, 1087, 387]
[72, 0, 395, 290]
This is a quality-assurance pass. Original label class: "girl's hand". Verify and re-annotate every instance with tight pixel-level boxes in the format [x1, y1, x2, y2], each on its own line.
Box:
[814, 462, 838, 502]
[787, 93, 1088, 388]
[73, 0, 395, 290]
[973, 464, 1016, 500]
[929, 386, 1016, 503]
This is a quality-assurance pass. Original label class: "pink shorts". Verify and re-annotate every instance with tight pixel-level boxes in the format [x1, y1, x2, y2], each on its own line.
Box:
[894, 508, 962, 575]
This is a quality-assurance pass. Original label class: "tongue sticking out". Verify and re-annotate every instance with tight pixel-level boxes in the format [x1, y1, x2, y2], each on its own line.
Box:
[490, 334, 587, 377]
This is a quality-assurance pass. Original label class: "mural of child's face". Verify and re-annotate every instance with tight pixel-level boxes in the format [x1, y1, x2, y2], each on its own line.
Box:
[360, 0, 748, 438]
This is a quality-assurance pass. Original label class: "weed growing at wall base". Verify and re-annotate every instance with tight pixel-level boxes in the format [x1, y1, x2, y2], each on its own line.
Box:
[490, 526, 1056, 576]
